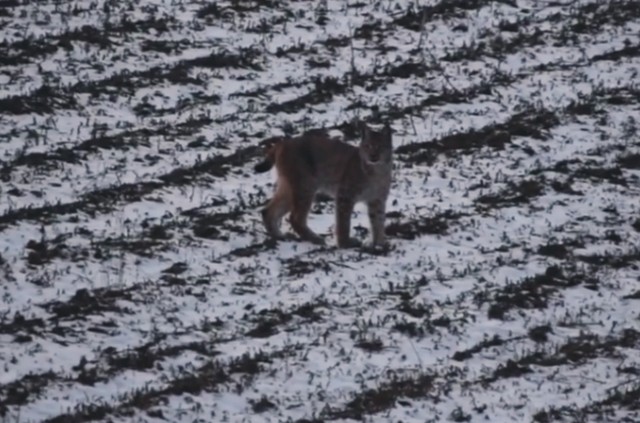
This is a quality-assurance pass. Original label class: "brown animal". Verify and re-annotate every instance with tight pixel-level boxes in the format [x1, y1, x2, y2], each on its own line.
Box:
[255, 122, 393, 248]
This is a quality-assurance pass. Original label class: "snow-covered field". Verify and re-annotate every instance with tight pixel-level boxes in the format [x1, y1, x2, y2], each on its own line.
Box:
[1, 0, 640, 421]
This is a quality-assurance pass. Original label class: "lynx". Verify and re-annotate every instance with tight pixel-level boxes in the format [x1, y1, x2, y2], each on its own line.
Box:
[254, 122, 392, 248]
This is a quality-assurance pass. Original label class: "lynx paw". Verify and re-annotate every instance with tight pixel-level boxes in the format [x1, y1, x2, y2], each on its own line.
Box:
[309, 235, 327, 246]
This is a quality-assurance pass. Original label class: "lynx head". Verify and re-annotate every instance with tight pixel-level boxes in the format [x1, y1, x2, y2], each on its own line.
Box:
[358, 121, 392, 166]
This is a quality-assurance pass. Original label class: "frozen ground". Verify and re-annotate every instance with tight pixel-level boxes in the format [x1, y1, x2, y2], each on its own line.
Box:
[1, 0, 640, 422]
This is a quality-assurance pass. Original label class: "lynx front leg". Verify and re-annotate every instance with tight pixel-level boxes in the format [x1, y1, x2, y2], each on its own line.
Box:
[367, 198, 387, 247]
[335, 196, 360, 248]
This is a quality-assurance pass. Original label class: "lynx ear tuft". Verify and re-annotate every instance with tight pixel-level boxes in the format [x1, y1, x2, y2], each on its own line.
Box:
[358, 121, 370, 139]
[382, 121, 392, 142]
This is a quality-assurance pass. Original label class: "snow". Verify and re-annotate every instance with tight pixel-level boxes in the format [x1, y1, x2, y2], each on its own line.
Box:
[1, 0, 640, 422]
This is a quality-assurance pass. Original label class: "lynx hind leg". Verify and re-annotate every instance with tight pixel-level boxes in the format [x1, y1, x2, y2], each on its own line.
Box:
[261, 184, 291, 239]
[289, 190, 325, 245]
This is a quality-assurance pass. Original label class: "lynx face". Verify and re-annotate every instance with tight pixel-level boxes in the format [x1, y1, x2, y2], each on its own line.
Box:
[359, 123, 392, 166]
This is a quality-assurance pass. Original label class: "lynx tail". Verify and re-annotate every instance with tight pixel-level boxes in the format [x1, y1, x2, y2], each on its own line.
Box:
[254, 143, 278, 173]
